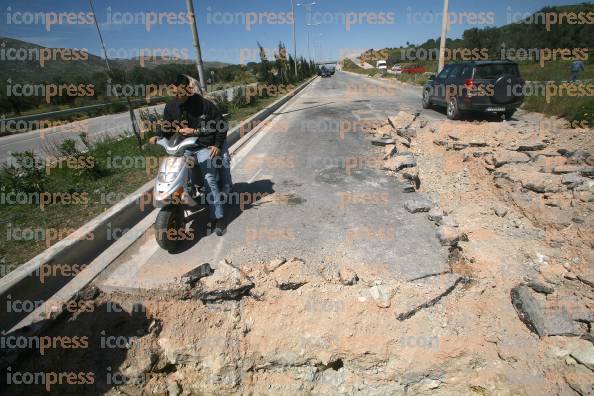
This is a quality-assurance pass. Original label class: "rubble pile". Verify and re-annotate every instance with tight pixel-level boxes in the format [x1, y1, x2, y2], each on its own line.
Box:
[365, 110, 594, 394]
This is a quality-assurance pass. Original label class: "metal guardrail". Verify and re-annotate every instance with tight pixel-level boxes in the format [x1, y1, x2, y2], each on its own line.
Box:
[2, 96, 169, 124]
[1, 82, 261, 125]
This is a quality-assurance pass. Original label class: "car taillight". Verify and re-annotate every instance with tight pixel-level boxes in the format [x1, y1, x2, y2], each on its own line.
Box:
[464, 79, 477, 96]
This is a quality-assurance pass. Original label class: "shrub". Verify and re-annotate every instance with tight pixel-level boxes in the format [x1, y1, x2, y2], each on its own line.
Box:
[0, 151, 47, 194]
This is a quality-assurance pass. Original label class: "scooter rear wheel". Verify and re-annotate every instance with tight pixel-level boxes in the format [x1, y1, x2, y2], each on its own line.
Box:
[155, 205, 185, 251]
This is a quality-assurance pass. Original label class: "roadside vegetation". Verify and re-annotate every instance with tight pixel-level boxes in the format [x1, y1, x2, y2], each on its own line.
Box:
[0, 43, 316, 271]
[350, 3, 594, 126]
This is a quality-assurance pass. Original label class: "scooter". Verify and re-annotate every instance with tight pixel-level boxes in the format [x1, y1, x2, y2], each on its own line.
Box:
[153, 133, 218, 250]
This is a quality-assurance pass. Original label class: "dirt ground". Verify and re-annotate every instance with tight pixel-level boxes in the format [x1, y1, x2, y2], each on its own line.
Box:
[4, 111, 594, 395]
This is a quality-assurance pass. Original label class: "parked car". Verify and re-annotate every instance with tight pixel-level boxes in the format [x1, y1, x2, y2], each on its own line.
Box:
[376, 60, 387, 70]
[402, 65, 426, 74]
[391, 65, 402, 74]
[422, 61, 525, 120]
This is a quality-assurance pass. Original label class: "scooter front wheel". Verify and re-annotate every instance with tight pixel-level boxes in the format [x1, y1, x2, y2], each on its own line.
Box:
[155, 205, 185, 251]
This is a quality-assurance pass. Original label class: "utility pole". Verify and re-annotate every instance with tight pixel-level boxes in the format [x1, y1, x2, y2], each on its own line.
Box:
[297, 2, 317, 61]
[438, 0, 449, 73]
[311, 33, 322, 65]
[185, 0, 207, 93]
[88, 0, 142, 150]
[307, 30, 310, 62]
[305, 22, 320, 62]
[290, 0, 298, 77]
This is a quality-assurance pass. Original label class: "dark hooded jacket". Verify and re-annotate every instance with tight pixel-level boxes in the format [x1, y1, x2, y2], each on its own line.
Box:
[161, 94, 228, 149]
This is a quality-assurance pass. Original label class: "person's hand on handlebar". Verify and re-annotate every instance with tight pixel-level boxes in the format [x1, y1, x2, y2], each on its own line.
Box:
[209, 146, 221, 158]
[148, 136, 158, 144]
[178, 128, 195, 136]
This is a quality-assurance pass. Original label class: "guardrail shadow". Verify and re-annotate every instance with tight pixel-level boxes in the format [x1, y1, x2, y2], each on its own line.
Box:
[0, 301, 151, 395]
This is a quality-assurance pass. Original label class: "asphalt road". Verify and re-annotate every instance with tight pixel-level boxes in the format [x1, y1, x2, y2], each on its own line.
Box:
[0, 103, 164, 163]
[97, 71, 450, 291]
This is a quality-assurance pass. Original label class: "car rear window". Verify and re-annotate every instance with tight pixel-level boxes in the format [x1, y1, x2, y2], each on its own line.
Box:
[474, 64, 519, 79]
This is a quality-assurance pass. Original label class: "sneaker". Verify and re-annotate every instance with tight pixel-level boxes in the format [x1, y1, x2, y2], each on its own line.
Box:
[214, 218, 225, 236]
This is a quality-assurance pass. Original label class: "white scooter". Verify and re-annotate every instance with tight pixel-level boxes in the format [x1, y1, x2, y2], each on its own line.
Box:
[153, 133, 219, 250]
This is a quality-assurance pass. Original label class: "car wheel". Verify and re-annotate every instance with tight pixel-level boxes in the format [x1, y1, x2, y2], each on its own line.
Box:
[446, 97, 462, 120]
[422, 89, 432, 109]
[504, 110, 516, 120]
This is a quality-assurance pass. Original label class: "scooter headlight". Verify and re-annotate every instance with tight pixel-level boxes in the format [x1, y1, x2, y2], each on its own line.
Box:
[158, 172, 177, 183]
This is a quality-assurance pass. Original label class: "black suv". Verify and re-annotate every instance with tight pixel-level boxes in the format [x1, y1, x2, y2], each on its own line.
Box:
[422, 61, 525, 120]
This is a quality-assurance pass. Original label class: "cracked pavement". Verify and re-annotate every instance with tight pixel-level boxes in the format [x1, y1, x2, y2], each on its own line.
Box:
[97, 71, 450, 292]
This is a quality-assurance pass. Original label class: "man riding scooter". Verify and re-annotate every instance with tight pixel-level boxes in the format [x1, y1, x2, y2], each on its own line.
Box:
[149, 74, 232, 236]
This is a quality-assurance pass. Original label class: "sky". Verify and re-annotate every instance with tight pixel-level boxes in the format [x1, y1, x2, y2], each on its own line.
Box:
[0, 0, 586, 64]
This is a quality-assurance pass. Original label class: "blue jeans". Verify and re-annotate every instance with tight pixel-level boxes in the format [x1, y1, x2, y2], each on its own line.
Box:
[195, 147, 224, 220]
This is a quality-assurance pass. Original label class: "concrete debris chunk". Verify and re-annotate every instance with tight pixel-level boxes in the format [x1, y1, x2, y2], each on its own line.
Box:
[383, 144, 397, 159]
[339, 266, 359, 286]
[427, 207, 445, 222]
[271, 258, 311, 290]
[569, 340, 594, 371]
[469, 139, 488, 147]
[520, 172, 562, 193]
[511, 285, 583, 337]
[494, 150, 531, 167]
[404, 198, 433, 213]
[398, 127, 417, 140]
[493, 205, 508, 217]
[198, 261, 254, 302]
[388, 111, 417, 130]
[567, 149, 591, 164]
[369, 285, 393, 308]
[383, 154, 417, 171]
[448, 132, 461, 141]
[514, 140, 547, 152]
[436, 226, 461, 246]
[452, 143, 469, 151]
[402, 168, 420, 189]
[561, 173, 583, 186]
[371, 138, 395, 146]
[438, 216, 459, 228]
[552, 165, 581, 174]
[580, 167, 594, 178]
[526, 280, 554, 294]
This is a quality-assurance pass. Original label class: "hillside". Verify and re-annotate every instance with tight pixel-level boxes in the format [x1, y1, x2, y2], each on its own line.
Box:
[0, 36, 230, 83]
[361, 3, 594, 66]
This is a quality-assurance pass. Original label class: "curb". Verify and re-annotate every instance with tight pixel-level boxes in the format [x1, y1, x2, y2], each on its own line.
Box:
[0, 76, 317, 335]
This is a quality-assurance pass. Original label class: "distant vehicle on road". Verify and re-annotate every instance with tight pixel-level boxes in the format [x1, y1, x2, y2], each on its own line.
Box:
[402, 65, 426, 74]
[376, 60, 387, 70]
[319, 66, 332, 78]
[422, 60, 525, 120]
[391, 65, 402, 74]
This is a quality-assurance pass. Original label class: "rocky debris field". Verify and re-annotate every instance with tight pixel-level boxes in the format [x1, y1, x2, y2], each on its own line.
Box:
[5, 110, 593, 396]
[365, 110, 594, 395]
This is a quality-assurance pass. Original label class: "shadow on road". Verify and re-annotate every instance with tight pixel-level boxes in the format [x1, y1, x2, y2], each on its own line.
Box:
[428, 106, 516, 122]
[167, 179, 276, 254]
